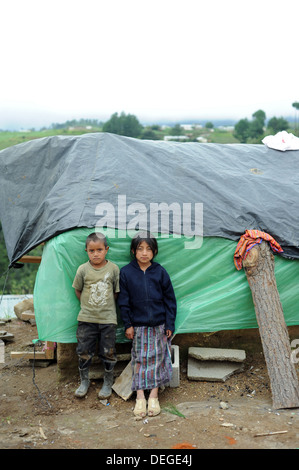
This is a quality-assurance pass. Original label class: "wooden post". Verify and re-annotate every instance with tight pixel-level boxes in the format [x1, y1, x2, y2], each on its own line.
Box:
[243, 241, 299, 409]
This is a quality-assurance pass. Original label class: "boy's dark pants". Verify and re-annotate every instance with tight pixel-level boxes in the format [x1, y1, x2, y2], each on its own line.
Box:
[76, 321, 117, 371]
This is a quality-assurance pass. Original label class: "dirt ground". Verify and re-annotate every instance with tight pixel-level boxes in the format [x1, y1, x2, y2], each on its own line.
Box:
[1, 319, 299, 451]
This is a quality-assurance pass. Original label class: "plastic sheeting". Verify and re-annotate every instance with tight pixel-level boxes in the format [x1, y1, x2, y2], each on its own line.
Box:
[34, 228, 299, 343]
[1, 132, 299, 267]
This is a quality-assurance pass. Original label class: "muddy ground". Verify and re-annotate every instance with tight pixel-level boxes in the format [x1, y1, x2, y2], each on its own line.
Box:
[1, 319, 299, 452]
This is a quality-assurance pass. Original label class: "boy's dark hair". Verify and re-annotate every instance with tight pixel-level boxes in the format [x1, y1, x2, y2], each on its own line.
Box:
[85, 232, 108, 249]
[130, 231, 158, 258]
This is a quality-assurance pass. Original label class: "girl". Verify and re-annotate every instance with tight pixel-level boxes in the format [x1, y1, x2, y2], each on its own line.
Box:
[118, 232, 177, 418]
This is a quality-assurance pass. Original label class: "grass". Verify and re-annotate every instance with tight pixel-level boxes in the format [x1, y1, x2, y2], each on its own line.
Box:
[0, 128, 102, 151]
[209, 130, 239, 144]
[162, 403, 186, 418]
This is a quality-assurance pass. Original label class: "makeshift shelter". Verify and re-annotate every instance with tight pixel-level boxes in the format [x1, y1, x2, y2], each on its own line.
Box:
[0, 132, 299, 343]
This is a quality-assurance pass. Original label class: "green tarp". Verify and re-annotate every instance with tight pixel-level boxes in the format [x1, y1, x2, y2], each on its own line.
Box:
[34, 227, 299, 343]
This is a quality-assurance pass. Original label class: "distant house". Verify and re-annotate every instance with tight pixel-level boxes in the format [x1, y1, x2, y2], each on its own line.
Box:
[164, 135, 190, 141]
[217, 126, 235, 132]
[180, 124, 194, 131]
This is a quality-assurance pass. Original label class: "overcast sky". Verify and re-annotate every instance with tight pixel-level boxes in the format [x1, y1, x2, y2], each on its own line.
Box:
[1, 0, 298, 130]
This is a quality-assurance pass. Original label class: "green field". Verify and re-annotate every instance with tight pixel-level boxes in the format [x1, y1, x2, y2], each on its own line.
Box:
[0, 128, 104, 151]
[0, 126, 240, 152]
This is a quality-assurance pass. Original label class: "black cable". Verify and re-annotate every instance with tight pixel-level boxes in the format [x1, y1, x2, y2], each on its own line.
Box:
[0, 268, 10, 310]
[32, 341, 52, 409]
[0, 265, 51, 409]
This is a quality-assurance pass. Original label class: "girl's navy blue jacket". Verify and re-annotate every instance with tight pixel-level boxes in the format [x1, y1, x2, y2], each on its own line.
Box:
[118, 259, 177, 333]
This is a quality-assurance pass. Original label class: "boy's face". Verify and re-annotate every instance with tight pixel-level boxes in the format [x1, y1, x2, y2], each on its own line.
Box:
[86, 239, 109, 268]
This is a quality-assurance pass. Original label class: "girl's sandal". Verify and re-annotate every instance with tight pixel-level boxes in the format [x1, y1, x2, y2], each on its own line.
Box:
[133, 398, 147, 418]
[148, 397, 161, 417]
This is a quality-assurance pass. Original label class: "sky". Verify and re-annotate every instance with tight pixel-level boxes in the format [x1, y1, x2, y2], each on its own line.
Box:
[1, 0, 298, 130]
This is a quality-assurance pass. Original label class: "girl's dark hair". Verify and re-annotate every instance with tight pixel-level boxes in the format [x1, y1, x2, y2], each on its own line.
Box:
[130, 231, 158, 258]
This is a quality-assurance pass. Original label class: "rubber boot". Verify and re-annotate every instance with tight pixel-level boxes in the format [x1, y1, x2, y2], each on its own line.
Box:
[75, 367, 90, 398]
[98, 368, 114, 399]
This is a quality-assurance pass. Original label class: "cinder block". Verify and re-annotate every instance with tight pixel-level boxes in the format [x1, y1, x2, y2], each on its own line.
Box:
[187, 357, 244, 382]
[166, 344, 180, 388]
[189, 347, 246, 363]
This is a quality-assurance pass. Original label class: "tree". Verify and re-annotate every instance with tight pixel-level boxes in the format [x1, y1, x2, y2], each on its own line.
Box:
[0, 224, 41, 294]
[252, 109, 266, 123]
[267, 116, 289, 133]
[140, 128, 159, 140]
[234, 110, 266, 142]
[234, 118, 250, 143]
[248, 119, 264, 139]
[248, 110, 266, 139]
[102, 112, 143, 138]
[292, 102, 299, 133]
[169, 124, 183, 136]
[242, 241, 299, 409]
[205, 121, 214, 129]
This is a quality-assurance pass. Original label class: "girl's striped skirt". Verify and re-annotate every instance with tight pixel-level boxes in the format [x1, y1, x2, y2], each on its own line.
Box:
[131, 324, 173, 391]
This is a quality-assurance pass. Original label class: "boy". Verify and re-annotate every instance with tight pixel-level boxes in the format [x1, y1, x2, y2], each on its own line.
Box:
[72, 232, 120, 399]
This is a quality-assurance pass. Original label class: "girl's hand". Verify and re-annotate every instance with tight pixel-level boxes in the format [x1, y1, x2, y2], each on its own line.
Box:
[125, 327, 134, 340]
[166, 329, 172, 339]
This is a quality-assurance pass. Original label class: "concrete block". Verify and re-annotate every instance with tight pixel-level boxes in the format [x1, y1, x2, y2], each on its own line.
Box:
[189, 347, 246, 363]
[166, 344, 180, 388]
[57, 343, 77, 369]
[187, 357, 244, 382]
[112, 361, 133, 401]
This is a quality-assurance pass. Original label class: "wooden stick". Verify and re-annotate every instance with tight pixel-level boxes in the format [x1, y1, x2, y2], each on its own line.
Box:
[18, 255, 42, 264]
[254, 430, 288, 437]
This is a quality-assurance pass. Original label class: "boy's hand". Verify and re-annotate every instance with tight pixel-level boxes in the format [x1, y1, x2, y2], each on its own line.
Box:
[75, 289, 81, 300]
[166, 329, 172, 339]
[125, 327, 134, 340]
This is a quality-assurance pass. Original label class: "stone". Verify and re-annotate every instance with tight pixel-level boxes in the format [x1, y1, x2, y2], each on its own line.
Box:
[20, 310, 35, 321]
[219, 401, 229, 409]
[187, 357, 244, 382]
[0, 331, 14, 342]
[13, 299, 34, 320]
[188, 347, 246, 363]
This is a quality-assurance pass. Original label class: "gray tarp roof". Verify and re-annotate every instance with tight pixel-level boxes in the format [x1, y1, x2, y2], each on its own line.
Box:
[1, 132, 299, 266]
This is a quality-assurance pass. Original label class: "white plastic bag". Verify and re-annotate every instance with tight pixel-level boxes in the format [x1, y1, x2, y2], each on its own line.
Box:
[262, 131, 299, 151]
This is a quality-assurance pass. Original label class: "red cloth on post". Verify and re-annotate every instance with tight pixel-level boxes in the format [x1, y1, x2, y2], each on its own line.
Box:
[234, 229, 283, 270]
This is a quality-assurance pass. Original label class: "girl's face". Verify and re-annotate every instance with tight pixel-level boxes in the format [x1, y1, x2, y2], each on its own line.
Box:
[134, 241, 154, 268]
